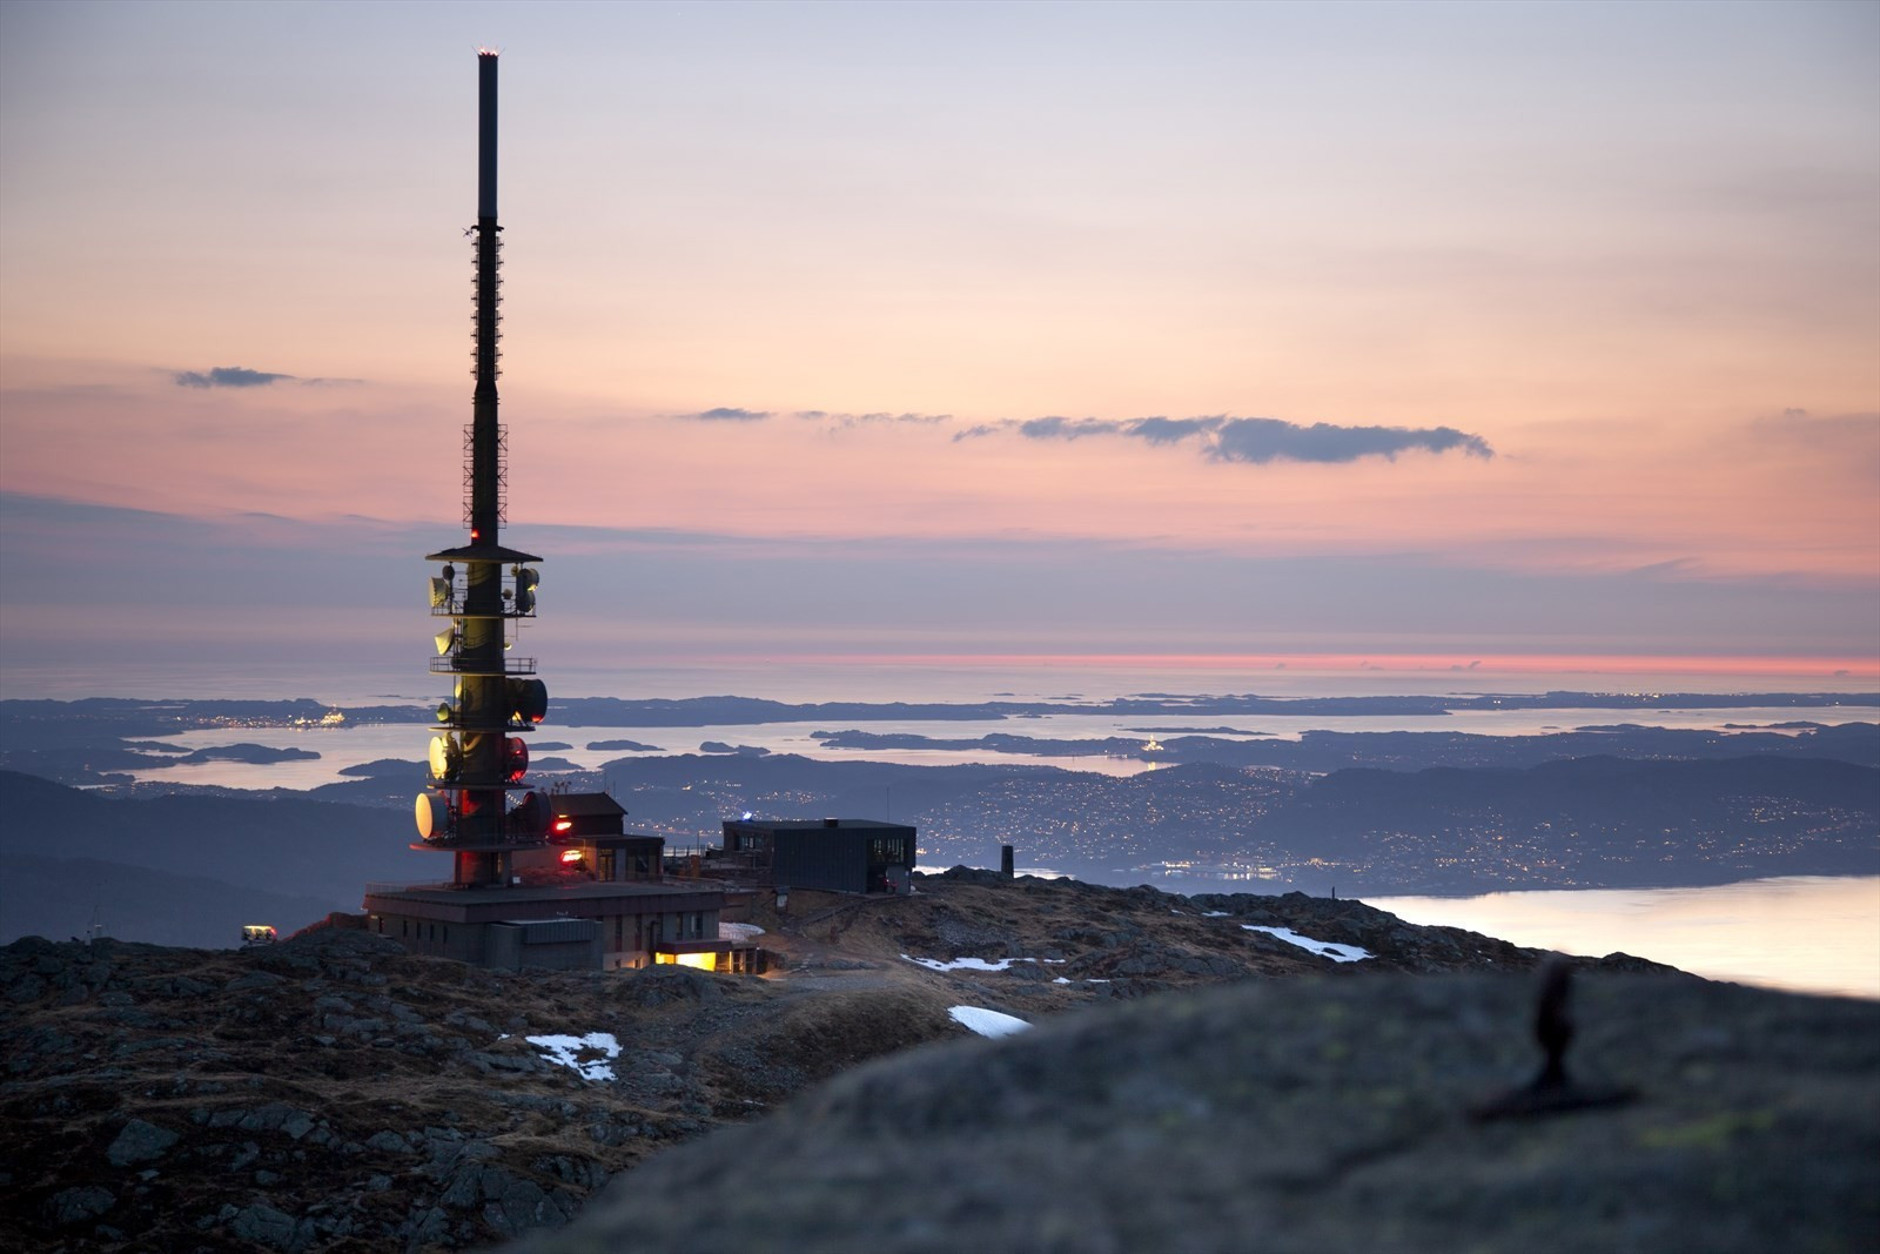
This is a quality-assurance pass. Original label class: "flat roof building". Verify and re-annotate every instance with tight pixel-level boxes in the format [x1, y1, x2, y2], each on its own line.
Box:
[722, 818, 916, 895]
[362, 878, 732, 971]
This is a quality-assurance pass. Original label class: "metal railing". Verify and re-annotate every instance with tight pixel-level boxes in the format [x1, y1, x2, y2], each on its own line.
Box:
[429, 715, 541, 733]
[428, 655, 537, 675]
[430, 599, 536, 619]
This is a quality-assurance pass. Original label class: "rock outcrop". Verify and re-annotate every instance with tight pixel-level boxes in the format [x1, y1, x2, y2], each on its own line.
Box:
[0, 928, 951, 1251]
[519, 971, 1879, 1254]
[0, 874, 1711, 1251]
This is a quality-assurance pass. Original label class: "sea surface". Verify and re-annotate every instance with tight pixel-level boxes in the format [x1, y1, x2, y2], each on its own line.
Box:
[1368, 876, 1880, 1002]
[113, 694, 1880, 791]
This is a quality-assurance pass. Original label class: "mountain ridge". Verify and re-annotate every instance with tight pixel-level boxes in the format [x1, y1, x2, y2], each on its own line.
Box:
[1, 871, 1679, 1252]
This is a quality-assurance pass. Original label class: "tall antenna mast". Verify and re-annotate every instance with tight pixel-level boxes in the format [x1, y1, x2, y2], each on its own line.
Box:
[470, 48, 502, 546]
[417, 51, 550, 889]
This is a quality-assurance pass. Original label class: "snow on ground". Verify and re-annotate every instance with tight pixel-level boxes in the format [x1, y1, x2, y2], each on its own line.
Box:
[1242, 925, 1372, 963]
[719, 922, 765, 943]
[948, 1006, 1032, 1038]
[524, 1032, 622, 1081]
[904, 955, 1024, 972]
[901, 955, 1063, 972]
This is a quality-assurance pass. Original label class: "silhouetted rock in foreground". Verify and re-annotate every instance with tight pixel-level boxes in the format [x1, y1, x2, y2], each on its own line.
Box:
[518, 972, 1878, 1254]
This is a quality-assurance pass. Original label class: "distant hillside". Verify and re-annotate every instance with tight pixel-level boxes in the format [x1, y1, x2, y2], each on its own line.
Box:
[810, 720, 1880, 771]
[5, 733, 1875, 912]
[0, 853, 341, 948]
[0, 771, 433, 913]
[1263, 753, 1880, 892]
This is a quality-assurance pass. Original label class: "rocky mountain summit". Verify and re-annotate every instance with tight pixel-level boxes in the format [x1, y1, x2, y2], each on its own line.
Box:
[523, 968, 1880, 1254]
[5, 872, 1685, 1252]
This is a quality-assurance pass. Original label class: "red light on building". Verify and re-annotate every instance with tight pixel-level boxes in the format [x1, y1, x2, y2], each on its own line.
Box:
[553, 818, 574, 834]
[559, 848, 582, 863]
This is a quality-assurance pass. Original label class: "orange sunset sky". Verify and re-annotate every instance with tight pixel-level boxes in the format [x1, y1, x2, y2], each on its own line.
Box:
[1, 1, 1875, 696]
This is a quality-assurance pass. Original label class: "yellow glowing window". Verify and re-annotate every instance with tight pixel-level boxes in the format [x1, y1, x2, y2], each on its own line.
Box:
[654, 951, 718, 971]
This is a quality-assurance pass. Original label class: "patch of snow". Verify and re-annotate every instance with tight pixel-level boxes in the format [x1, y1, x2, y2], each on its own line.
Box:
[525, 1032, 622, 1081]
[1052, 977, 1071, 984]
[1201, 911, 1231, 918]
[902, 954, 1040, 972]
[1241, 925, 1372, 963]
[719, 922, 765, 943]
[948, 1006, 1032, 1038]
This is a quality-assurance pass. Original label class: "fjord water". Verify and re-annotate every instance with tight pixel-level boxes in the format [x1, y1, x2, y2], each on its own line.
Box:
[1369, 876, 1880, 1001]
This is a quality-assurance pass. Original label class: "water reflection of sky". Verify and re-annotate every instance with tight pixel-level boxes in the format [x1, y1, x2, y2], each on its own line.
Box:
[124, 702, 1877, 790]
[1370, 876, 1880, 1001]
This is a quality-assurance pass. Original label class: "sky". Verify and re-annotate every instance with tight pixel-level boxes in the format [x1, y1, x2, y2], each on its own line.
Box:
[1, 0, 1876, 698]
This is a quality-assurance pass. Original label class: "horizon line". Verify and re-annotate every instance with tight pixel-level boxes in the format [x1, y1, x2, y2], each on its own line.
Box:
[581, 652, 1880, 680]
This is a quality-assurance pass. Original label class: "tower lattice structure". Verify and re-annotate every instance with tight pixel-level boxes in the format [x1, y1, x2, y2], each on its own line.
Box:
[416, 51, 550, 889]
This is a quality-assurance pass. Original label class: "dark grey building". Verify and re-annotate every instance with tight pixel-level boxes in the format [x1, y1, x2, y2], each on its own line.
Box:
[721, 818, 916, 894]
[362, 880, 726, 971]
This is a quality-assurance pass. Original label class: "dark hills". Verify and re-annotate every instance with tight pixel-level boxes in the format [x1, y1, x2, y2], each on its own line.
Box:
[5, 728, 1873, 937]
[0, 771, 431, 946]
[1267, 754, 1880, 892]
[2, 689, 1875, 916]
[2, 853, 339, 950]
[811, 719, 1880, 771]
[562, 750, 1880, 890]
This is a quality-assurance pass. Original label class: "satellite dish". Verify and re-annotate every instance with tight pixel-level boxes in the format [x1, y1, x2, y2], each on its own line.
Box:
[514, 567, 539, 591]
[429, 577, 453, 608]
[507, 678, 548, 724]
[414, 792, 447, 839]
[514, 587, 535, 614]
[434, 626, 457, 656]
[429, 734, 461, 781]
[505, 736, 529, 782]
[434, 702, 452, 724]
